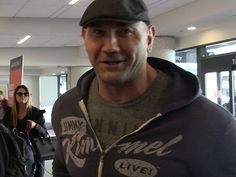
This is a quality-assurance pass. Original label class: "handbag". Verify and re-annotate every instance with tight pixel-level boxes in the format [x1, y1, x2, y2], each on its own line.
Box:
[30, 133, 57, 161]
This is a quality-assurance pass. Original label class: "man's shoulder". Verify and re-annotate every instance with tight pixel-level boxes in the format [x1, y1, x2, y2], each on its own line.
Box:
[52, 87, 80, 116]
[56, 87, 79, 104]
[193, 95, 235, 124]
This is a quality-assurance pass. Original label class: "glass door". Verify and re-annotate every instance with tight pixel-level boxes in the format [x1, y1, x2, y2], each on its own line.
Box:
[200, 52, 236, 116]
[205, 71, 230, 108]
[231, 65, 236, 116]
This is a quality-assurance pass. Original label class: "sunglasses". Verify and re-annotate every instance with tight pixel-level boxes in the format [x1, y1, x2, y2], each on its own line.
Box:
[16, 92, 29, 97]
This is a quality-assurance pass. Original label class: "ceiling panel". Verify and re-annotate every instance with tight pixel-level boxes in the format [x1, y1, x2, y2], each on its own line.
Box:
[147, 0, 196, 17]
[0, 0, 235, 48]
[0, 0, 27, 16]
[16, 5, 63, 18]
[58, 0, 93, 18]
[15, 0, 69, 18]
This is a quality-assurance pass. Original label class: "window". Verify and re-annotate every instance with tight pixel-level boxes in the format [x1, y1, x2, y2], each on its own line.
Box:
[39, 76, 58, 127]
[175, 48, 197, 75]
[59, 74, 67, 96]
[206, 39, 236, 56]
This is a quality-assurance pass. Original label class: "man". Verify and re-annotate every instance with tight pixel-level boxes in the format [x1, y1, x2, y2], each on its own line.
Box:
[51, 0, 236, 176]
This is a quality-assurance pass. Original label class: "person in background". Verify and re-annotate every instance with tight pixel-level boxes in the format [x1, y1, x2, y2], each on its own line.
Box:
[51, 0, 236, 176]
[3, 85, 47, 177]
[0, 90, 8, 122]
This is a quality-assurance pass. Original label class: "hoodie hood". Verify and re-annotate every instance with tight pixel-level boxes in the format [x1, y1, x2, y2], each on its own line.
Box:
[147, 57, 201, 114]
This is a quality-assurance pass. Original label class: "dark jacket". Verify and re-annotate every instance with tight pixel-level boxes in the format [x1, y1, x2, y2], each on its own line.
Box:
[52, 57, 236, 177]
[3, 106, 47, 138]
[0, 124, 9, 177]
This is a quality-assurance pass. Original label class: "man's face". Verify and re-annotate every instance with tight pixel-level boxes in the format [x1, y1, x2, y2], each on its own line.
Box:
[82, 21, 155, 85]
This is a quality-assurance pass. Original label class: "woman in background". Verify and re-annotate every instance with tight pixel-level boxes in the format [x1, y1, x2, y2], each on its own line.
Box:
[3, 84, 47, 177]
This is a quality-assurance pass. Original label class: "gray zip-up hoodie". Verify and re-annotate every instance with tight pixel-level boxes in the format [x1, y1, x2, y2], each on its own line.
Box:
[52, 57, 236, 177]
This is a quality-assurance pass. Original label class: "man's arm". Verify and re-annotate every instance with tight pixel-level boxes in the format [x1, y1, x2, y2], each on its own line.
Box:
[216, 118, 236, 175]
[52, 143, 71, 177]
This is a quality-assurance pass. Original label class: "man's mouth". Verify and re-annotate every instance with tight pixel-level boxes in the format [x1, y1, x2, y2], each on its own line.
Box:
[103, 60, 123, 65]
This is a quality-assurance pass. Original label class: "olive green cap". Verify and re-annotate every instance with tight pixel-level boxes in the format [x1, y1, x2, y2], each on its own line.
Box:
[80, 0, 150, 26]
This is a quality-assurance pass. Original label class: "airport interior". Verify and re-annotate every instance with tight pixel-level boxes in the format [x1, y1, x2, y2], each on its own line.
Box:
[0, 0, 236, 176]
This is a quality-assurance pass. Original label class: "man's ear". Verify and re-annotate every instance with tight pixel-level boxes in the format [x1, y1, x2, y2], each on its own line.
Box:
[81, 27, 86, 38]
[147, 25, 157, 53]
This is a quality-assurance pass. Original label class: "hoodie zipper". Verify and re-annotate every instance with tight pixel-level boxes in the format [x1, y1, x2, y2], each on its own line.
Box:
[97, 152, 105, 177]
[79, 100, 105, 176]
[79, 100, 163, 176]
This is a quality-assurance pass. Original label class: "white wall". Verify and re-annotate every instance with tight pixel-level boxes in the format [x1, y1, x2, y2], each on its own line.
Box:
[23, 75, 40, 107]
[0, 47, 90, 67]
[176, 20, 236, 49]
[150, 36, 176, 62]
[70, 66, 92, 88]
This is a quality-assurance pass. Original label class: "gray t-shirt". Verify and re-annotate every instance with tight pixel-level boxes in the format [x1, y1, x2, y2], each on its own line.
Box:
[87, 70, 172, 149]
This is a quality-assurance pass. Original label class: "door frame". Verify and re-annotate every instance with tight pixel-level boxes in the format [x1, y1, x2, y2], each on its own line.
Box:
[199, 52, 236, 93]
[199, 52, 236, 114]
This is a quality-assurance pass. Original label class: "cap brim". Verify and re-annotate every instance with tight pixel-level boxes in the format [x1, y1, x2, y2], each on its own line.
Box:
[81, 17, 144, 27]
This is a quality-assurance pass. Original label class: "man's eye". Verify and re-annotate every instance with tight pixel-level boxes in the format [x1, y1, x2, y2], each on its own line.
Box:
[119, 29, 133, 36]
[92, 29, 104, 36]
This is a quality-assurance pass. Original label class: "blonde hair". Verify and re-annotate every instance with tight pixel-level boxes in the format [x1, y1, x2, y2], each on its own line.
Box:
[11, 85, 32, 128]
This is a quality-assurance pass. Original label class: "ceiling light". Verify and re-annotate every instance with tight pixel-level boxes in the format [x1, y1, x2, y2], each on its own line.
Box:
[17, 35, 31, 44]
[187, 26, 196, 31]
[68, 0, 79, 5]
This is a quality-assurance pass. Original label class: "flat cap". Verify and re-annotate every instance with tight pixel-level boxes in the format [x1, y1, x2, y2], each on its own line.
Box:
[80, 0, 150, 26]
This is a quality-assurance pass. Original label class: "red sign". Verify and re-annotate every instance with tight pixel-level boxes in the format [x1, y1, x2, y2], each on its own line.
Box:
[8, 56, 24, 105]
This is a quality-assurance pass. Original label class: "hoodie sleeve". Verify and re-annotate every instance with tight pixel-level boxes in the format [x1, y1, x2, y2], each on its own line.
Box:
[215, 118, 236, 175]
[51, 96, 72, 177]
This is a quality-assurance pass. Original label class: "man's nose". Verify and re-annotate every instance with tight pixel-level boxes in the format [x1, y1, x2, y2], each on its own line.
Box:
[102, 31, 120, 52]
